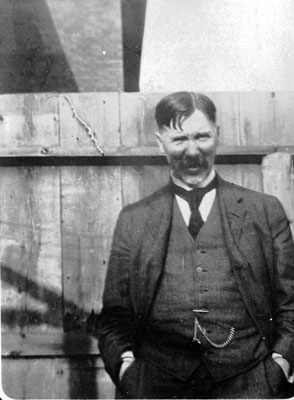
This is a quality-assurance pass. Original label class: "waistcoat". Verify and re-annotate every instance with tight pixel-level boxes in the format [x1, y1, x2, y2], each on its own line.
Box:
[146, 196, 268, 381]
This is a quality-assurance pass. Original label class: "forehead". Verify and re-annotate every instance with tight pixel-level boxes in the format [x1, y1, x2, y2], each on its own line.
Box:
[162, 109, 213, 135]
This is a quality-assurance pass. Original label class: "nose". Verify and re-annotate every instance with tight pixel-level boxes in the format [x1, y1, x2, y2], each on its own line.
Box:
[185, 139, 200, 156]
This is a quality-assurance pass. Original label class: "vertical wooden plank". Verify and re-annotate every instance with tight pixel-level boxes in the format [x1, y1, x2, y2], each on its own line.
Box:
[274, 92, 294, 145]
[208, 92, 240, 146]
[140, 166, 170, 198]
[0, 94, 59, 148]
[2, 358, 25, 399]
[26, 166, 63, 335]
[2, 358, 71, 399]
[59, 93, 120, 152]
[120, 93, 143, 148]
[238, 92, 276, 146]
[262, 152, 294, 236]
[121, 166, 143, 206]
[216, 165, 243, 186]
[217, 164, 263, 192]
[61, 166, 122, 318]
[140, 93, 168, 146]
[2, 357, 115, 399]
[0, 166, 62, 337]
[239, 164, 263, 192]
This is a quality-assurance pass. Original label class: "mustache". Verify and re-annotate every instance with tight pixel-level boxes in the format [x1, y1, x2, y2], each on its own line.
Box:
[175, 155, 208, 169]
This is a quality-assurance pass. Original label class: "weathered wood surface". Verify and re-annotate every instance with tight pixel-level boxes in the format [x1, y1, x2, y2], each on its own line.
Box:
[262, 152, 294, 236]
[1, 93, 294, 155]
[2, 356, 115, 399]
[2, 145, 294, 159]
[1, 92, 293, 343]
[1, 167, 62, 337]
[1, 92, 293, 399]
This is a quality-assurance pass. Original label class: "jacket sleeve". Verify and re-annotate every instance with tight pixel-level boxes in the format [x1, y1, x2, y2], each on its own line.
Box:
[96, 207, 136, 385]
[265, 196, 294, 367]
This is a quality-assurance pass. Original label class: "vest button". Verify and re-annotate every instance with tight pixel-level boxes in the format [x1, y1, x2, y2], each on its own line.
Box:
[196, 267, 203, 273]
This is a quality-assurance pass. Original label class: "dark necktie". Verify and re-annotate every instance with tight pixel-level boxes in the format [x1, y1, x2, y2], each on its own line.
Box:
[171, 177, 217, 239]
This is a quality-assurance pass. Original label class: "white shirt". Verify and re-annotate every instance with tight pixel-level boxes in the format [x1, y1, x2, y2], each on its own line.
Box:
[172, 169, 217, 225]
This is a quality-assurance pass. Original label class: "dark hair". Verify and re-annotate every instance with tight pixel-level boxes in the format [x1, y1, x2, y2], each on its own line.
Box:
[155, 92, 217, 130]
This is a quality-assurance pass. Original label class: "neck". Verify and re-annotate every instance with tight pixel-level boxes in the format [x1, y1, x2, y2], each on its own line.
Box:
[171, 168, 216, 191]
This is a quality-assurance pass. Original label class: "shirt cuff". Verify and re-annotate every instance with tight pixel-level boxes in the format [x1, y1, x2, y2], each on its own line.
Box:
[121, 350, 135, 361]
[272, 352, 294, 383]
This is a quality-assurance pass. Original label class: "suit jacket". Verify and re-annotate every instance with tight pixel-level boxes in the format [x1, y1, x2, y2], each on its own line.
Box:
[97, 176, 294, 385]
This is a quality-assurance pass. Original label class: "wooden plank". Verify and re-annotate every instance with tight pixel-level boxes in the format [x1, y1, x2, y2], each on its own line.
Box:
[2, 356, 115, 399]
[139, 165, 171, 198]
[0, 167, 62, 336]
[0, 93, 59, 147]
[274, 92, 294, 145]
[59, 93, 120, 152]
[239, 164, 263, 192]
[216, 164, 263, 192]
[262, 152, 294, 236]
[209, 92, 241, 146]
[61, 166, 122, 318]
[238, 92, 276, 145]
[216, 165, 244, 186]
[120, 93, 143, 148]
[2, 145, 293, 158]
[140, 93, 169, 146]
[120, 166, 142, 207]
[0, 152, 288, 169]
[2, 332, 99, 357]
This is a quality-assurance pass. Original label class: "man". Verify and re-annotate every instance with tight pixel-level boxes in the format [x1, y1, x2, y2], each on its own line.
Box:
[97, 92, 294, 398]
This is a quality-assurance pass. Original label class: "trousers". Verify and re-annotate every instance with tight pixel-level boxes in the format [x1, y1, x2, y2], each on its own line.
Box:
[116, 354, 292, 399]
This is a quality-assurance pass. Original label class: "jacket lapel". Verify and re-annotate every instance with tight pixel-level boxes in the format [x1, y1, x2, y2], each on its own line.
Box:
[217, 177, 273, 341]
[136, 184, 173, 318]
[217, 177, 248, 266]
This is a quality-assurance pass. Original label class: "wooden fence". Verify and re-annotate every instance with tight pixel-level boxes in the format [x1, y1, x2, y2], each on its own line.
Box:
[1, 92, 294, 399]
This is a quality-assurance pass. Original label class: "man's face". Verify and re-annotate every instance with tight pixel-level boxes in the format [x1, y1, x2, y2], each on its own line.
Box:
[156, 110, 219, 187]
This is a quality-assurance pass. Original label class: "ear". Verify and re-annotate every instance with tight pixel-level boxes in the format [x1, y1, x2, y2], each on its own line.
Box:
[155, 131, 165, 154]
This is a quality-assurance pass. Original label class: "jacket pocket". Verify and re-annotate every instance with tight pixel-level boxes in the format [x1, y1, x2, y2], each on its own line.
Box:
[263, 354, 288, 397]
[118, 359, 139, 398]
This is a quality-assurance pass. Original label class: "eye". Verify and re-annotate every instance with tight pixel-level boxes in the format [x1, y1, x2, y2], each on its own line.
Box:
[197, 132, 211, 140]
[171, 136, 187, 144]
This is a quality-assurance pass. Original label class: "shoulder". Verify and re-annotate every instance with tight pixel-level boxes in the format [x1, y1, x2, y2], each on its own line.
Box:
[219, 176, 281, 204]
[218, 176, 287, 219]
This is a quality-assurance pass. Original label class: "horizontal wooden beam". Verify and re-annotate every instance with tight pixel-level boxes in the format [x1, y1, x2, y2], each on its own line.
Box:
[2, 332, 100, 358]
[0, 146, 293, 166]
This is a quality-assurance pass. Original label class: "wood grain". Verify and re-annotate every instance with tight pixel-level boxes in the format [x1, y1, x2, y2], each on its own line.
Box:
[262, 152, 294, 236]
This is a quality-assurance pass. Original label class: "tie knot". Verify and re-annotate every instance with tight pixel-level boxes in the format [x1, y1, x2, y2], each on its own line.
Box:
[189, 188, 208, 209]
[171, 177, 217, 210]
